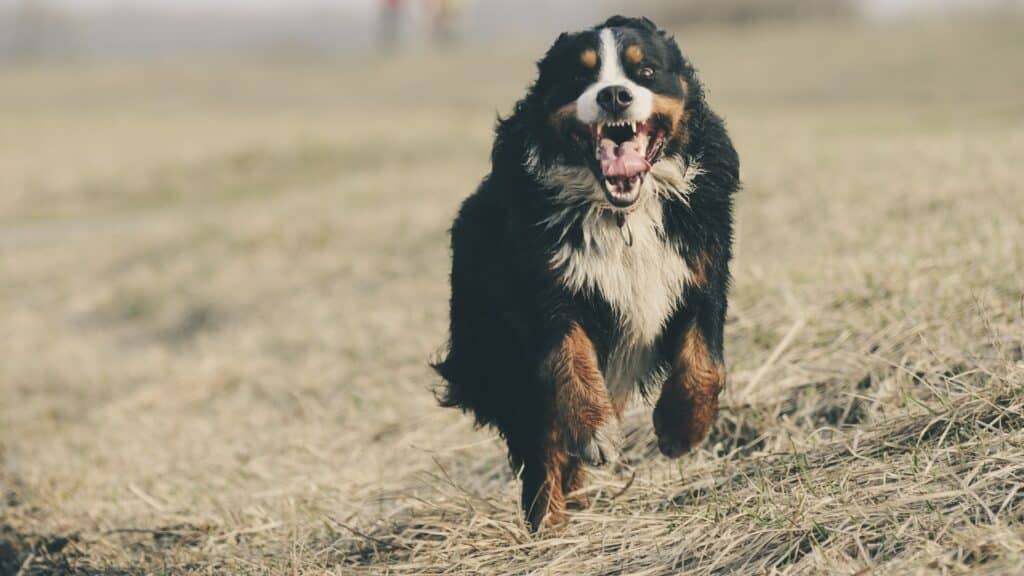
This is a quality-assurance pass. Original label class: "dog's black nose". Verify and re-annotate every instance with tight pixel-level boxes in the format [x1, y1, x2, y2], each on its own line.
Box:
[596, 85, 634, 114]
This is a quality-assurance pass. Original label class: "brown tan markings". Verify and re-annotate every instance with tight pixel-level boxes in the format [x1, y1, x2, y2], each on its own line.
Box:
[561, 457, 589, 509]
[687, 250, 712, 288]
[551, 323, 613, 451]
[624, 44, 644, 65]
[526, 323, 613, 528]
[525, 424, 569, 530]
[580, 48, 598, 69]
[549, 102, 578, 130]
[652, 92, 687, 142]
[648, 77, 694, 145]
[654, 323, 724, 458]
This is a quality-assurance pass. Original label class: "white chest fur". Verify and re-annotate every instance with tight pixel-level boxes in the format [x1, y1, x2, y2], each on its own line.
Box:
[529, 152, 700, 399]
[551, 200, 690, 345]
[549, 197, 692, 398]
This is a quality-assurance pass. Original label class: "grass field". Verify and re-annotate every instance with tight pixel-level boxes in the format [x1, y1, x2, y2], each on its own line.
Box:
[2, 18, 1024, 575]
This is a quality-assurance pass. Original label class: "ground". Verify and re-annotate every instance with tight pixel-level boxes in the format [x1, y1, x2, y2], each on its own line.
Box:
[2, 18, 1023, 576]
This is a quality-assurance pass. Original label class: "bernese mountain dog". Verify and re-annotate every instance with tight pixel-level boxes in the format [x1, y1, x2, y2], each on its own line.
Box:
[434, 15, 739, 531]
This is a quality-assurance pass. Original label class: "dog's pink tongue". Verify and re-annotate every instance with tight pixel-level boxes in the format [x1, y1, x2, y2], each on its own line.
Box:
[599, 138, 650, 178]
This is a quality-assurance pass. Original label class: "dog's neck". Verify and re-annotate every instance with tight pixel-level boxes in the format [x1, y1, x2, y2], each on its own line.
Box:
[526, 150, 699, 233]
[528, 154, 699, 349]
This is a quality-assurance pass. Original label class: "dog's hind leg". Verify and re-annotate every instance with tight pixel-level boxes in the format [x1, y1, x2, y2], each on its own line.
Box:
[520, 428, 568, 531]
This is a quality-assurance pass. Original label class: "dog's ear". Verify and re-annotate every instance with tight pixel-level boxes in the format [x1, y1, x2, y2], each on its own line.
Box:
[599, 15, 659, 32]
[537, 32, 570, 68]
[638, 16, 660, 33]
[536, 31, 571, 79]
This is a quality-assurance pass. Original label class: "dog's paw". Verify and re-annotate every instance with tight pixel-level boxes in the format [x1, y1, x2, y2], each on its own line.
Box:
[566, 419, 622, 467]
[653, 391, 717, 459]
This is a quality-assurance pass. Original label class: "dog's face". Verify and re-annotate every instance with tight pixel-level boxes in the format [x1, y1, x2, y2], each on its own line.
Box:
[528, 17, 695, 209]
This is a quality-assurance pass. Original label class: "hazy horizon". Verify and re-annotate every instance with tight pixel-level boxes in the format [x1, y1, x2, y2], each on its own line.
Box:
[1, 0, 1019, 59]
[2, 0, 1015, 15]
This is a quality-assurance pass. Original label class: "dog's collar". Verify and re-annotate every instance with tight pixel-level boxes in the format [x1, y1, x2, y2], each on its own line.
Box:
[615, 212, 634, 248]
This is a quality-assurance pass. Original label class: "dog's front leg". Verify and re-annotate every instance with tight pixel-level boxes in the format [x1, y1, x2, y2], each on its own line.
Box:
[653, 319, 725, 458]
[549, 322, 620, 467]
[522, 322, 618, 531]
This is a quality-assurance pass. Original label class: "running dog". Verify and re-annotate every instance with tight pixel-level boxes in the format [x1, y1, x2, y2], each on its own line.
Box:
[434, 15, 739, 530]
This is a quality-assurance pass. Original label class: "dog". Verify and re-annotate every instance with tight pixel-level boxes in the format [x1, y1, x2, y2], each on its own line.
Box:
[433, 15, 739, 531]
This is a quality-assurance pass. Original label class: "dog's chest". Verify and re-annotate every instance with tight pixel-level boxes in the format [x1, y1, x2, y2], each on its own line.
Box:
[551, 202, 691, 397]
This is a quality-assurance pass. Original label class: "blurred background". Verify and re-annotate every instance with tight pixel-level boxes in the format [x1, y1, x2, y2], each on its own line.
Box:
[2, 1, 1023, 574]
[0, 0, 1020, 58]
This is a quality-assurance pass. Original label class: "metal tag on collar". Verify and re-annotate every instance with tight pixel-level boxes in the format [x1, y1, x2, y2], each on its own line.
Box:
[616, 212, 634, 248]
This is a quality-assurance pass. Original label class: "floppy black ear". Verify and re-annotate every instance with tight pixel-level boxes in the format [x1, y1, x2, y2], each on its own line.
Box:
[536, 32, 570, 71]
[599, 15, 659, 32]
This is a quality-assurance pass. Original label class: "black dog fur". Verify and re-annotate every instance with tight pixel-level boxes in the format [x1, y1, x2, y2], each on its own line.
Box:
[434, 15, 739, 530]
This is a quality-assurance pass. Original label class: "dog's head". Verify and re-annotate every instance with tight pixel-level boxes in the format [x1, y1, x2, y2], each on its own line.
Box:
[522, 16, 701, 210]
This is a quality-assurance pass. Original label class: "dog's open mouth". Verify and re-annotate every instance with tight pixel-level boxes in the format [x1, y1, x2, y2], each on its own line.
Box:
[590, 119, 667, 208]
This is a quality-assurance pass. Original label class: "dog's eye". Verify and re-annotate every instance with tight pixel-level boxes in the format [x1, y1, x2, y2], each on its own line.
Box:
[638, 67, 655, 79]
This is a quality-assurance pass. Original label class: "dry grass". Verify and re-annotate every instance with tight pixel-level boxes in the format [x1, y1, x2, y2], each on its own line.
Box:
[2, 19, 1024, 575]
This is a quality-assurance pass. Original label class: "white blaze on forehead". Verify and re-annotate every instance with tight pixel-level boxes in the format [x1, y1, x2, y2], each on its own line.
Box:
[576, 28, 654, 125]
[598, 28, 623, 83]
